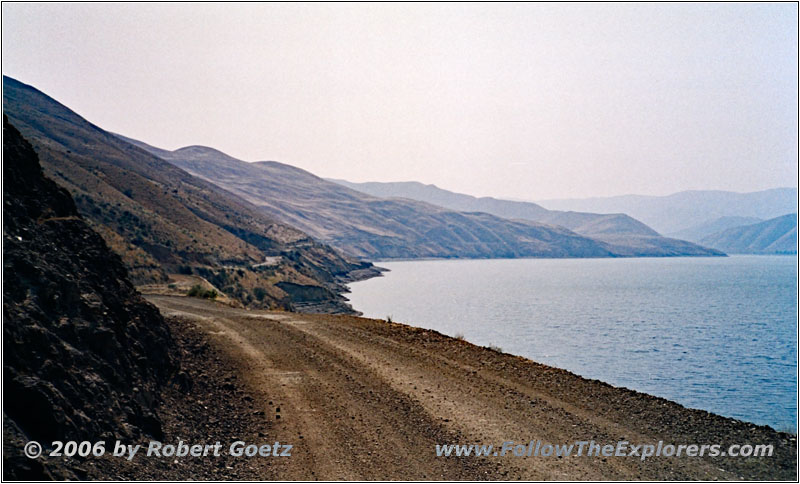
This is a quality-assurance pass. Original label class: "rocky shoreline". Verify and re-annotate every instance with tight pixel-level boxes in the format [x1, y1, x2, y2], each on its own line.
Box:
[153, 296, 799, 480]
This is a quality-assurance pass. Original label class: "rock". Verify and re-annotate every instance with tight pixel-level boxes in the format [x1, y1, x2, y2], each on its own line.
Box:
[2, 117, 177, 479]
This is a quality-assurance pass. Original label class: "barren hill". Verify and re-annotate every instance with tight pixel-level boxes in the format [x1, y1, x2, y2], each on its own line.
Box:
[699, 214, 797, 254]
[329, 179, 723, 257]
[329, 179, 659, 237]
[122, 138, 721, 260]
[3, 76, 377, 313]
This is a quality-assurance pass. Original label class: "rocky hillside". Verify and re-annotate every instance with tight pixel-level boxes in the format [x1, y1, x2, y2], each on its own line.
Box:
[3, 116, 176, 479]
[698, 214, 797, 254]
[120, 139, 682, 260]
[540, 188, 798, 235]
[329, 179, 723, 257]
[329, 179, 659, 237]
[3, 76, 378, 313]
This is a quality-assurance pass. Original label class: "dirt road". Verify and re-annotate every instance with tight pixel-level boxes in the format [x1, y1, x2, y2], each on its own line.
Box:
[147, 296, 796, 480]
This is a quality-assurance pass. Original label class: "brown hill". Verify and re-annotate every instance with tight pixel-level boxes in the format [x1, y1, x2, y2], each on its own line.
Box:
[328, 179, 727, 256]
[3, 76, 378, 313]
[329, 179, 660, 237]
[122, 139, 722, 259]
[119, 140, 628, 260]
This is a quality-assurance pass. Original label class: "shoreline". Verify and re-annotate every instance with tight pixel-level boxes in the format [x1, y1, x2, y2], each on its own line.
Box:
[146, 296, 796, 479]
[326, 311, 794, 436]
[340, 308, 794, 432]
[364, 253, 732, 264]
[344, 255, 798, 432]
[366, 252, 796, 263]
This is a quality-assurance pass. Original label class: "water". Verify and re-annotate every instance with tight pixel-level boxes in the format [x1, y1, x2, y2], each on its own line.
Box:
[347, 255, 798, 431]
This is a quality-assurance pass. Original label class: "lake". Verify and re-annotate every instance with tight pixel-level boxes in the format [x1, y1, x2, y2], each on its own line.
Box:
[346, 255, 798, 431]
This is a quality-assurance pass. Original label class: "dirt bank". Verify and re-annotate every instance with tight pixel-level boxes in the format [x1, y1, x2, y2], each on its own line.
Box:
[139, 295, 795, 480]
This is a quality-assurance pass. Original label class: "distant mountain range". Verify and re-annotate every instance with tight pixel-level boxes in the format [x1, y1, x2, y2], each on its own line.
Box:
[114, 140, 618, 260]
[120, 138, 721, 259]
[3, 74, 723, 314]
[3, 75, 378, 313]
[669, 216, 766, 243]
[698, 214, 797, 255]
[329, 179, 659, 237]
[537, 188, 797, 235]
[327, 179, 722, 257]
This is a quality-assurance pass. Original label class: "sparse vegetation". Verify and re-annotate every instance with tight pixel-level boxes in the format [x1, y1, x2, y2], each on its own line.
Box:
[187, 284, 217, 299]
[454, 332, 465, 340]
[486, 344, 503, 353]
[386, 315, 393, 323]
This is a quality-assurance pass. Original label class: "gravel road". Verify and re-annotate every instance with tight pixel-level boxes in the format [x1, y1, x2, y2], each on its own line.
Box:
[147, 295, 796, 480]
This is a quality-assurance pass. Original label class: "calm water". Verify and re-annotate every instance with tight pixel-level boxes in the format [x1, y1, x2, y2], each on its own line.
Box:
[347, 255, 798, 431]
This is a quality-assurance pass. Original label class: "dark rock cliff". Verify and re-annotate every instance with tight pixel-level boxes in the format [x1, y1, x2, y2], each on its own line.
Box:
[3, 116, 177, 479]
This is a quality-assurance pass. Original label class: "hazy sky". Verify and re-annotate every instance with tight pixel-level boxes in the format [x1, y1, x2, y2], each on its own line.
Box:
[2, 3, 797, 199]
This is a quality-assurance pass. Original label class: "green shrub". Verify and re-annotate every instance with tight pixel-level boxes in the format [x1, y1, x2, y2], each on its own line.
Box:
[187, 284, 217, 299]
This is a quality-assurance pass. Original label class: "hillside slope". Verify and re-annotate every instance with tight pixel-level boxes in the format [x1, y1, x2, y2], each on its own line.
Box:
[539, 188, 797, 235]
[668, 216, 764, 242]
[3, 76, 377, 313]
[119, 140, 618, 259]
[3, 117, 176, 479]
[122, 138, 721, 259]
[329, 179, 722, 257]
[329, 179, 659, 237]
[698, 214, 797, 254]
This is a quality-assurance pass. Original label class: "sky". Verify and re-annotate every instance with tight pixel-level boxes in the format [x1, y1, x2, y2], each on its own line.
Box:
[2, 3, 797, 200]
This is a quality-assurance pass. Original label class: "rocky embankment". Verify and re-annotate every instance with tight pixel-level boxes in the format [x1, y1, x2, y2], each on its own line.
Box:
[2, 117, 177, 479]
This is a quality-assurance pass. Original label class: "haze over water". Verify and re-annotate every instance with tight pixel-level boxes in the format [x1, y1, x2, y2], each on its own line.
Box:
[347, 255, 798, 430]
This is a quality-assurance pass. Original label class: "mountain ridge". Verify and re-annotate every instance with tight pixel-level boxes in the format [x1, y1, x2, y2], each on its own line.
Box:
[698, 214, 797, 254]
[3, 75, 378, 313]
[668, 216, 765, 243]
[5, 74, 722, 276]
[328, 179, 661, 237]
[326, 178, 722, 257]
[538, 188, 797, 234]
[123, 139, 722, 260]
